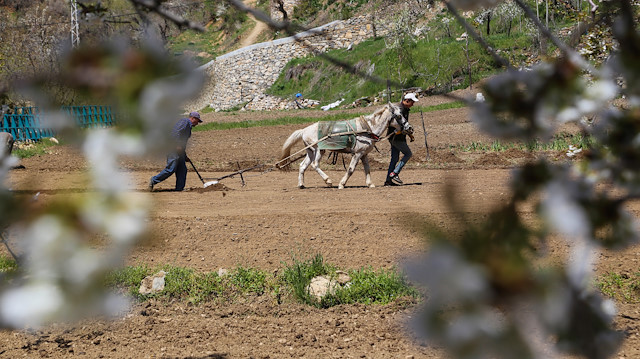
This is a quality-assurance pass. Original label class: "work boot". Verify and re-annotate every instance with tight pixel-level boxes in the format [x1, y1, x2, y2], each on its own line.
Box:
[148, 178, 154, 192]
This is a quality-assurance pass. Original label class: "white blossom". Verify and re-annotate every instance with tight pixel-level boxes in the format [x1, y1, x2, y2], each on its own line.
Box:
[0, 283, 64, 328]
[542, 181, 590, 239]
[566, 145, 583, 157]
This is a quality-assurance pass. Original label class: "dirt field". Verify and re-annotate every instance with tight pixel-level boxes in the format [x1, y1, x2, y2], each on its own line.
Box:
[2, 94, 640, 358]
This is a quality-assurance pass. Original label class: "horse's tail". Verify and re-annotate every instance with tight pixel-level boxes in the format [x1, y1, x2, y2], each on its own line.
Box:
[278, 129, 304, 170]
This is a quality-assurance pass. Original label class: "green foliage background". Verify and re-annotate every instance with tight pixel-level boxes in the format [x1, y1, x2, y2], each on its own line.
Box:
[267, 33, 533, 104]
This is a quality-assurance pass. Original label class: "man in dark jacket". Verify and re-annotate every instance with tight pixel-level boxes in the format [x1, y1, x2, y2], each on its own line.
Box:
[385, 93, 417, 186]
[149, 111, 202, 191]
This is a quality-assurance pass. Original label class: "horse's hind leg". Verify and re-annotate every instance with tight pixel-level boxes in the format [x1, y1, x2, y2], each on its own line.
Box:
[310, 149, 332, 187]
[361, 155, 375, 188]
[338, 154, 362, 189]
[298, 150, 313, 189]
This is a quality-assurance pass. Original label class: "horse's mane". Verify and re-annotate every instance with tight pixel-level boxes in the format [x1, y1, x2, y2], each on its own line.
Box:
[364, 103, 394, 121]
[372, 105, 387, 117]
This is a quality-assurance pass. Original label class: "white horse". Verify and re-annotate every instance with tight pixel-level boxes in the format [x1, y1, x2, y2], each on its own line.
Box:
[279, 103, 412, 189]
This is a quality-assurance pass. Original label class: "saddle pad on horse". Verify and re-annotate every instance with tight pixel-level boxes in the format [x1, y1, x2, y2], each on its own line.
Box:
[317, 119, 358, 151]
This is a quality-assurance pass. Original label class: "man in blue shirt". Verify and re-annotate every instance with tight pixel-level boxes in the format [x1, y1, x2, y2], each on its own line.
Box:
[149, 111, 203, 191]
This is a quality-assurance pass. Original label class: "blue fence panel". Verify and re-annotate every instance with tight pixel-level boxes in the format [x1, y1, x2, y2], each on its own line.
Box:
[33, 113, 56, 139]
[1, 113, 55, 141]
[61, 105, 116, 129]
[1, 105, 115, 141]
[101, 106, 115, 127]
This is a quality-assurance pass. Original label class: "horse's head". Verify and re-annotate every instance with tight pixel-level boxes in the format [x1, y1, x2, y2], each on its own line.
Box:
[387, 103, 413, 135]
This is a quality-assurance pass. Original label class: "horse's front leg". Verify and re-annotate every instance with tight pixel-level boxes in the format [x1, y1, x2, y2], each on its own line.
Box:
[311, 149, 332, 187]
[361, 154, 374, 188]
[338, 153, 362, 189]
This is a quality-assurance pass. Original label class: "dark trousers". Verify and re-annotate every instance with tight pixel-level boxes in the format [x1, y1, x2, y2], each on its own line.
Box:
[151, 152, 187, 191]
[386, 139, 412, 182]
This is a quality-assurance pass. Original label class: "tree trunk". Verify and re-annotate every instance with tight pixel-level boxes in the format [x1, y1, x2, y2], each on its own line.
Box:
[546, 0, 549, 28]
[465, 37, 472, 90]
[276, 0, 288, 22]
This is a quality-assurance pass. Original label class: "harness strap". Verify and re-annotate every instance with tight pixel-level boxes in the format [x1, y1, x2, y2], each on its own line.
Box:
[276, 117, 392, 168]
[357, 116, 373, 133]
[346, 119, 357, 133]
[356, 116, 380, 141]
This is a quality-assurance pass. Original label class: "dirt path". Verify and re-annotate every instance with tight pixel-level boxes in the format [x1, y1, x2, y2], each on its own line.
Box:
[240, 0, 269, 48]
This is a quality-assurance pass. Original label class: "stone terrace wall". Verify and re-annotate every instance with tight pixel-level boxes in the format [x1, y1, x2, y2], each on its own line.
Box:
[184, 15, 389, 112]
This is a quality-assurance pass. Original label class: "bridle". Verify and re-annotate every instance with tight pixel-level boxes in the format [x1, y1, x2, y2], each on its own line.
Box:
[356, 105, 407, 147]
[391, 107, 410, 133]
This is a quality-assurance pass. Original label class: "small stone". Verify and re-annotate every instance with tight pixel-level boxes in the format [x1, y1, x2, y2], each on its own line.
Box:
[335, 270, 351, 285]
[307, 276, 339, 301]
[139, 271, 166, 295]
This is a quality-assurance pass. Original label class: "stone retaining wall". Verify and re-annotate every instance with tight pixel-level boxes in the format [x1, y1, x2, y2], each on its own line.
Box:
[184, 14, 389, 112]
[244, 94, 320, 111]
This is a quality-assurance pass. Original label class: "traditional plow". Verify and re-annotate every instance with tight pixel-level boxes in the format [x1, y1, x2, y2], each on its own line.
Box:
[194, 103, 410, 189]
[200, 163, 267, 187]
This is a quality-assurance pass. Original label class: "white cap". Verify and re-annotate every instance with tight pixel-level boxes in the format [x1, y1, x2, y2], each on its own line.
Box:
[404, 93, 419, 102]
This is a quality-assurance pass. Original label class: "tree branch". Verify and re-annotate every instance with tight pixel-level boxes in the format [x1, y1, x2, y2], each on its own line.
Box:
[445, 1, 513, 71]
[512, 0, 595, 73]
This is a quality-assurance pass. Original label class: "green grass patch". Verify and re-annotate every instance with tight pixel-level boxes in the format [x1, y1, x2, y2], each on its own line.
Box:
[104, 264, 153, 298]
[188, 271, 225, 304]
[524, 133, 595, 152]
[281, 254, 418, 308]
[105, 254, 420, 308]
[106, 264, 263, 304]
[167, 29, 221, 63]
[281, 254, 334, 305]
[413, 101, 466, 113]
[198, 105, 215, 115]
[453, 133, 595, 153]
[230, 266, 267, 295]
[160, 265, 200, 298]
[267, 32, 533, 105]
[194, 112, 364, 131]
[0, 254, 18, 273]
[12, 138, 60, 158]
[597, 272, 640, 303]
[321, 267, 419, 307]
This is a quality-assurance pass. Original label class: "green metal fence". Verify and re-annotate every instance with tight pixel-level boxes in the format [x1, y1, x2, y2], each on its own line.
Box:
[62, 105, 116, 128]
[1, 105, 115, 141]
[1, 112, 56, 141]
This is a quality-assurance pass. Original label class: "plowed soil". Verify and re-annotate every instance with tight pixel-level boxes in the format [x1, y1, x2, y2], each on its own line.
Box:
[3, 93, 640, 358]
